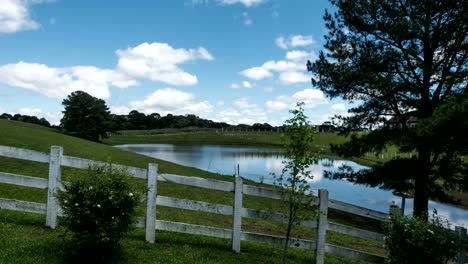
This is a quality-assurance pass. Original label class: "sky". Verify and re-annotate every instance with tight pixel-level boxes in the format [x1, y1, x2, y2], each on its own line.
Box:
[0, 0, 350, 126]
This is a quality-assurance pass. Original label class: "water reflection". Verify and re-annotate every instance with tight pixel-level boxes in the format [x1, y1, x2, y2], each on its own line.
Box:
[117, 144, 468, 227]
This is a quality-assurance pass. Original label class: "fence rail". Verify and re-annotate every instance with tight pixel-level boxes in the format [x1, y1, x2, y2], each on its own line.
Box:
[1, 145, 465, 263]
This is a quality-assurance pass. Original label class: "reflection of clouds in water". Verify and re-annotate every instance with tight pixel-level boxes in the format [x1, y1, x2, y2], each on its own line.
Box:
[118, 144, 468, 227]
[265, 158, 324, 182]
[265, 158, 283, 173]
[362, 197, 389, 206]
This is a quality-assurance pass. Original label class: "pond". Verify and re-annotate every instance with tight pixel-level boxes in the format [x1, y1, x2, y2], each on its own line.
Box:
[117, 144, 468, 227]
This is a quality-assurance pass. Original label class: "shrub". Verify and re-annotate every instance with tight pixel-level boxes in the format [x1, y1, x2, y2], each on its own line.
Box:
[385, 211, 459, 264]
[57, 165, 142, 262]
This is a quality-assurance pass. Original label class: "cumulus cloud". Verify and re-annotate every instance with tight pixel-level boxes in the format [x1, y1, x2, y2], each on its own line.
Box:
[116, 42, 214, 86]
[275, 35, 316, 49]
[331, 103, 346, 112]
[0, 0, 50, 34]
[112, 88, 213, 116]
[15, 107, 62, 125]
[240, 66, 273, 80]
[240, 59, 309, 84]
[285, 50, 318, 62]
[240, 36, 319, 85]
[279, 71, 310, 85]
[216, 97, 268, 125]
[0, 42, 214, 99]
[266, 89, 328, 111]
[0, 62, 137, 99]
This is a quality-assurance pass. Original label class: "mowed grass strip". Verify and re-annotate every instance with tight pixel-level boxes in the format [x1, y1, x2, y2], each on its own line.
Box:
[0, 119, 385, 262]
[0, 211, 368, 264]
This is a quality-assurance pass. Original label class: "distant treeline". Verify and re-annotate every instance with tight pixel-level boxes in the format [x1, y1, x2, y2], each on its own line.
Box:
[0, 110, 280, 131]
[0, 113, 52, 128]
[111, 110, 280, 131]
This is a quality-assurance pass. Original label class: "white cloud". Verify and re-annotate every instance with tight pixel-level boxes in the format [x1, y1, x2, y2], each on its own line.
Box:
[20, 108, 62, 126]
[285, 50, 318, 62]
[266, 89, 328, 111]
[113, 88, 213, 116]
[331, 103, 346, 112]
[218, 0, 266, 7]
[230, 83, 240, 89]
[116, 42, 214, 86]
[279, 71, 310, 85]
[275, 37, 288, 49]
[240, 66, 273, 80]
[0, 62, 137, 99]
[275, 35, 316, 49]
[15, 107, 62, 125]
[241, 60, 305, 81]
[242, 81, 253, 88]
[242, 12, 253, 26]
[216, 97, 268, 125]
[0, 0, 49, 34]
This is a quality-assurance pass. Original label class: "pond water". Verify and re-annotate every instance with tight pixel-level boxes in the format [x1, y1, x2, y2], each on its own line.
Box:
[117, 144, 468, 227]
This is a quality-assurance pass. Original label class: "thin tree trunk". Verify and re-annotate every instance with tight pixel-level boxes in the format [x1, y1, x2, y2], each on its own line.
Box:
[282, 210, 294, 264]
[414, 147, 430, 219]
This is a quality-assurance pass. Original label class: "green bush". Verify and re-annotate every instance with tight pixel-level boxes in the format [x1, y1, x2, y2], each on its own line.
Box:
[57, 165, 142, 262]
[385, 211, 459, 264]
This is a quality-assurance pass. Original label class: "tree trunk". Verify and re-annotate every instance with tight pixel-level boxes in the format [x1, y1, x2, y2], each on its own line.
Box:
[413, 147, 430, 220]
[282, 216, 293, 264]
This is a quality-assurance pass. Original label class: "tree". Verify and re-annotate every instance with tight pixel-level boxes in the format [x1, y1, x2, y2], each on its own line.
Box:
[61, 91, 113, 142]
[309, 0, 468, 217]
[273, 102, 318, 264]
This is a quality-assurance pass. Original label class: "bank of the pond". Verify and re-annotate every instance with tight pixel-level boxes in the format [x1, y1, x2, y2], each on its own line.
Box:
[0, 119, 384, 263]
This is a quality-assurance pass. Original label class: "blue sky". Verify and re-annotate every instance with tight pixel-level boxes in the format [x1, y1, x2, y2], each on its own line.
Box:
[0, 0, 348, 126]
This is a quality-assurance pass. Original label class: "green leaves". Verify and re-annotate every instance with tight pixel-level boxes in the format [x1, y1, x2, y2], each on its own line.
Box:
[385, 212, 459, 264]
[61, 91, 113, 142]
[57, 164, 142, 262]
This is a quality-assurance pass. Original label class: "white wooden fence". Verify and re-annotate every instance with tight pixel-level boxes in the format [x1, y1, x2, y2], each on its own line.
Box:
[0, 145, 465, 263]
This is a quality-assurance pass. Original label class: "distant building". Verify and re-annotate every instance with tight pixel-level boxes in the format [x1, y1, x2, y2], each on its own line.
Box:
[317, 121, 335, 132]
[387, 112, 418, 129]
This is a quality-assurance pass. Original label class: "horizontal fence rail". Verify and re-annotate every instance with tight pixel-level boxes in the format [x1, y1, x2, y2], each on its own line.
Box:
[1, 145, 465, 263]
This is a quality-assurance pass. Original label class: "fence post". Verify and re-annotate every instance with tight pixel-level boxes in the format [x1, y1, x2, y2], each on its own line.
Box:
[145, 163, 158, 243]
[389, 203, 401, 216]
[46, 146, 63, 229]
[455, 226, 467, 264]
[232, 176, 243, 253]
[315, 189, 328, 264]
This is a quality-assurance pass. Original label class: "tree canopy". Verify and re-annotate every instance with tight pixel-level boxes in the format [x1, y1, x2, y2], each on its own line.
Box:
[309, 0, 468, 217]
[61, 91, 113, 142]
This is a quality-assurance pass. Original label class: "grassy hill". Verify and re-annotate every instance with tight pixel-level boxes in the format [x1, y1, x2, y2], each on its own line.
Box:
[0, 119, 383, 263]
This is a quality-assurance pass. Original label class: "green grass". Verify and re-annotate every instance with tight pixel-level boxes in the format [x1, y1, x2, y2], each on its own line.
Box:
[0, 119, 385, 263]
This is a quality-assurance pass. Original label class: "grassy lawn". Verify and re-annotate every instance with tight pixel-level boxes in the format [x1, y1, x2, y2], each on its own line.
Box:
[0, 119, 385, 263]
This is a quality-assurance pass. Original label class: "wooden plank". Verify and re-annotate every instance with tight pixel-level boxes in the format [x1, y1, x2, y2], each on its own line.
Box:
[241, 208, 317, 228]
[243, 185, 283, 200]
[315, 189, 329, 264]
[232, 176, 243, 253]
[329, 199, 388, 221]
[243, 184, 320, 206]
[61, 155, 148, 179]
[46, 146, 62, 229]
[158, 173, 234, 192]
[0, 198, 46, 214]
[0, 145, 49, 163]
[328, 222, 384, 242]
[155, 220, 232, 239]
[0, 172, 47, 189]
[145, 163, 158, 243]
[325, 244, 385, 263]
[156, 196, 232, 216]
[241, 232, 316, 249]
